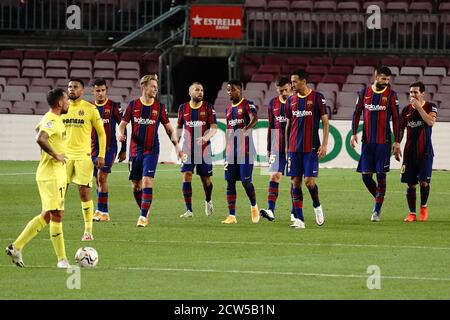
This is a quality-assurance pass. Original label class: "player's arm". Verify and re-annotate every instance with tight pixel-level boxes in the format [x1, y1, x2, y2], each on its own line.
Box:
[113, 103, 127, 162]
[243, 102, 258, 133]
[350, 90, 364, 148]
[390, 93, 402, 161]
[198, 105, 218, 145]
[118, 101, 133, 143]
[176, 104, 184, 144]
[163, 121, 183, 159]
[318, 114, 329, 158]
[36, 130, 65, 163]
[413, 100, 437, 127]
[92, 109, 106, 168]
[267, 100, 273, 160]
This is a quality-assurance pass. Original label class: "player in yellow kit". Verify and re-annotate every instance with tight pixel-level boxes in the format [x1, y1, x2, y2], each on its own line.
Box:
[62, 79, 106, 241]
[6, 88, 70, 268]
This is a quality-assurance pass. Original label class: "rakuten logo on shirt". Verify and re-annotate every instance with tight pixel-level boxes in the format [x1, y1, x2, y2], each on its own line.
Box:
[275, 115, 287, 122]
[292, 110, 312, 117]
[134, 117, 156, 125]
[407, 120, 424, 128]
[365, 104, 387, 111]
[186, 120, 206, 127]
[228, 119, 245, 126]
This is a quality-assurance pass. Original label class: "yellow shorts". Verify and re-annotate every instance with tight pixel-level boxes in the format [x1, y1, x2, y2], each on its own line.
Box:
[37, 179, 66, 211]
[66, 159, 94, 187]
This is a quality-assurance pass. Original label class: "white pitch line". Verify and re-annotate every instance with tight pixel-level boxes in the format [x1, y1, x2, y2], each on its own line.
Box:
[1, 238, 450, 251]
[0, 264, 449, 282]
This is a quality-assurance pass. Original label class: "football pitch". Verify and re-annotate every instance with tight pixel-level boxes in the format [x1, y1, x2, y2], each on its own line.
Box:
[0, 161, 449, 300]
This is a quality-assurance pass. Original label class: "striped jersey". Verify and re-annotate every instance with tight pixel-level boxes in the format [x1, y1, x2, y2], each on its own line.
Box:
[352, 85, 400, 144]
[267, 96, 288, 154]
[122, 98, 169, 156]
[400, 101, 437, 160]
[91, 99, 125, 157]
[177, 101, 217, 159]
[286, 91, 327, 153]
[225, 98, 258, 160]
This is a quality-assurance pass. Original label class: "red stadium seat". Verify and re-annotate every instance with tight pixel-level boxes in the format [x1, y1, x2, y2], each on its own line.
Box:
[356, 57, 379, 66]
[346, 74, 371, 84]
[46, 69, 68, 79]
[250, 73, 275, 83]
[70, 60, 92, 71]
[24, 50, 47, 60]
[112, 79, 136, 89]
[25, 92, 47, 103]
[267, 0, 290, 11]
[321, 75, 346, 86]
[342, 83, 363, 92]
[47, 51, 72, 61]
[404, 58, 427, 68]
[1, 91, 24, 102]
[7, 78, 30, 87]
[93, 70, 115, 80]
[428, 58, 450, 69]
[314, 1, 337, 12]
[246, 82, 268, 92]
[393, 75, 417, 85]
[22, 68, 44, 78]
[119, 51, 143, 61]
[72, 51, 95, 61]
[28, 85, 51, 94]
[0, 67, 20, 78]
[244, 0, 266, 10]
[310, 57, 333, 66]
[386, 2, 409, 13]
[117, 61, 140, 73]
[287, 56, 309, 66]
[0, 50, 23, 60]
[362, 1, 385, 12]
[409, 2, 432, 14]
[94, 60, 116, 72]
[399, 66, 423, 76]
[264, 55, 285, 66]
[334, 56, 355, 66]
[337, 2, 360, 13]
[381, 57, 403, 68]
[306, 65, 328, 75]
[424, 67, 447, 77]
[290, 1, 313, 12]
[353, 66, 375, 75]
[46, 60, 69, 70]
[0, 101, 12, 114]
[0, 59, 20, 68]
[95, 52, 119, 61]
[12, 102, 35, 114]
[258, 64, 280, 74]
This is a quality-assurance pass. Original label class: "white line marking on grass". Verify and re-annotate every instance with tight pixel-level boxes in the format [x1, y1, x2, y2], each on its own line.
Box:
[0, 263, 449, 282]
[1, 238, 450, 251]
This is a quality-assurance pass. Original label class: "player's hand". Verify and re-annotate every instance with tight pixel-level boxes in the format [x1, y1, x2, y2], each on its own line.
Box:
[175, 145, 183, 160]
[393, 142, 402, 162]
[350, 135, 358, 148]
[53, 153, 67, 164]
[118, 133, 126, 142]
[242, 127, 250, 137]
[118, 151, 126, 163]
[196, 136, 207, 145]
[317, 144, 327, 159]
[410, 98, 421, 109]
[96, 157, 105, 169]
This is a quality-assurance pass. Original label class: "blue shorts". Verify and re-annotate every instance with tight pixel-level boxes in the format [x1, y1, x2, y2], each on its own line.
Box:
[128, 153, 159, 180]
[287, 151, 319, 178]
[268, 152, 287, 175]
[224, 162, 254, 182]
[357, 143, 391, 173]
[92, 148, 116, 175]
[401, 156, 433, 184]
[181, 163, 213, 177]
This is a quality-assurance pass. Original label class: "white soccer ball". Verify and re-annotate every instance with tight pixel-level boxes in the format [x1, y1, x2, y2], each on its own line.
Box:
[75, 247, 99, 268]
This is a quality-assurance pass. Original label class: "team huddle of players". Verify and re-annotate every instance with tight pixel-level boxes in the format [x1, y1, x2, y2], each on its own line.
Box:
[6, 66, 437, 268]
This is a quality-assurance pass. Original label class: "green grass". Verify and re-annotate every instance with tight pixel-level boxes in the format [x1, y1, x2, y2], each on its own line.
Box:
[0, 161, 449, 299]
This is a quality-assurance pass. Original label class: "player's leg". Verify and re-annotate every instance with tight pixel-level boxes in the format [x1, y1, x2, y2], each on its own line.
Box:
[401, 161, 418, 222]
[222, 161, 237, 224]
[200, 169, 214, 216]
[129, 156, 143, 209]
[136, 153, 158, 227]
[287, 152, 305, 229]
[359, 144, 377, 198]
[71, 159, 95, 240]
[418, 156, 433, 222]
[94, 150, 115, 222]
[49, 209, 69, 268]
[260, 172, 281, 221]
[371, 144, 390, 222]
[180, 169, 194, 218]
[240, 164, 259, 223]
[304, 151, 324, 226]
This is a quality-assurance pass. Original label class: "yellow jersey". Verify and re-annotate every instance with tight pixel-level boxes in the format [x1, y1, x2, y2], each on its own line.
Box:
[36, 111, 67, 181]
[62, 98, 106, 160]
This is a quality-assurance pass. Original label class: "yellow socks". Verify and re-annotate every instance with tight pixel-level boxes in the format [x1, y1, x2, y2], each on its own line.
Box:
[14, 214, 47, 250]
[50, 220, 66, 261]
[82, 200, 94, 234]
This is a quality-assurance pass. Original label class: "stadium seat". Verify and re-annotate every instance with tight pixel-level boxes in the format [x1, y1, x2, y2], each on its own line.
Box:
[46, 69, 68, 79]
[294, 13, 318, 47]
[334, 56, 355, 67]
[404, 58, 427, 68]
[328, 66, 352, 75]
[362, 1, 385, 12]
[34, 102, 48, 115]
[24, 50, 47, 60]
[346, 74, 370, 84]
[117, 61, 139, 73]
[94, 60, 116, 72]
[24, 92, 47, 103]
[428, 58, 450, 69]
[250, 73, 275, 83]
[72, 51, 95, 61]
[391, 84, 410, 93]
[22, 68, 43, 78]
[438, 86, 450, 94]
[393, 75, 416, 85]
[342, 83, 363, 92]
[47, 51, 72, 61]
[31, 78, 55, 87]
[386, 2, 409, 13]
[246, 82, 268, 92]
[0, 59, 20, 69]
[356, 57, 379, 66]
[108, 87, 129, 98]
[381, 57, 403, 68]
[95, 52, 118, 62]
[337, 2, 360, 13]
[258, 65, 280, 74]
[409, 2, 432, 14]
[28, 85, 51, 94]
[267, 0, 290, 11]
[353, 66, 374, 75]
[244, 0, 266, 10]
[317, 83, 339, 93]
[306, 65, 328, 75]
[119, 51, 142, 61]
[400, 66, 423, 76]
[70, 60, 92, 71]
[55, 79, 70, 88]
[321, 75, 346, 86]
[112, 79, 135, 89]
[12, 102, 35, 114]
[314, 1, 337, 12]
[290, 1, 313, 12]
[0, 50, 23, 60]
[7, 78, 30, 87]
[421, 76, 441, 86]
[0, 101, 12, 114]
[0, 67, 20, 78]
[117, 70, 139, 81]
[46, 60, 69, 70]
[333, 107, 355, 120]
[436, 109, 450, 121]
[336, 92, 358, 109]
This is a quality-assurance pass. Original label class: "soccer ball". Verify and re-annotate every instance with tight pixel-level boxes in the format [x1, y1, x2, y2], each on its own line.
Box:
[75, 247, 99, 268]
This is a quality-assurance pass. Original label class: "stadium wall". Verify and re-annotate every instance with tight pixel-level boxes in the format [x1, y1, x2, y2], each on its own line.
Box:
[1, 114, 449, 170]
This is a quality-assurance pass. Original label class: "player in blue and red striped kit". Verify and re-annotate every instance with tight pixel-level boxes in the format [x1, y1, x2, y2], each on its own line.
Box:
[259, 77, 295, 222]
[400, 82, 437, 223]
[118, 75, 183, 227]
[90, 78, 127, 222]
[351, 66, 402, 222]
[286, 69, 329, 229]
[221, 80, 259, 224]
[177, 82, 218, 218]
